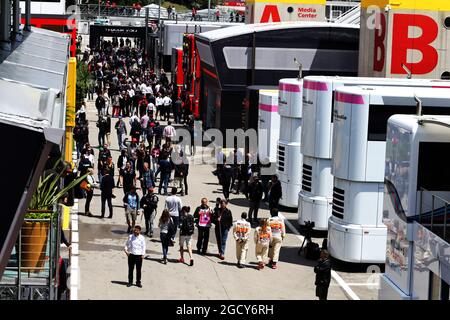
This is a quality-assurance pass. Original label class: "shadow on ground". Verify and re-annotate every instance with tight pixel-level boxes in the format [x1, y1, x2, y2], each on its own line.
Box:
[111, 280, 129, 286]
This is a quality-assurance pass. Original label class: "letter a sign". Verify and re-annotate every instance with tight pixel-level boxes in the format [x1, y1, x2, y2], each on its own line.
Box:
[260, 5, 281, 23]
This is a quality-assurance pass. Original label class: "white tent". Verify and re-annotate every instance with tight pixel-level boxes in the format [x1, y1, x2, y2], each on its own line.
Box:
[138, 4, 169, 18]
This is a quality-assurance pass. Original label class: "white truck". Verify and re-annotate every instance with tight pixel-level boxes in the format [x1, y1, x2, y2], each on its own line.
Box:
[277, 78, 303, 208]
[299, 76, 450, 230]
[329, 86, 450, 263]
[380, 114, 450, 299]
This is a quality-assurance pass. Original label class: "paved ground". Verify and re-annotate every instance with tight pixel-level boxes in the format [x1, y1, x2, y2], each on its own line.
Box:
[76, 95, 380, 300]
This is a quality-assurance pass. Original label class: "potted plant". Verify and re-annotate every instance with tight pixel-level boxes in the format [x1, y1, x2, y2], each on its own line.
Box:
[21, 159, 87, 272]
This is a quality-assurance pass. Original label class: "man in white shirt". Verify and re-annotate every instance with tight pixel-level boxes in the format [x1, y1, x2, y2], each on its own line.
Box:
[165, 187, 182, 241]
[124, 225, 146, 287]
[155, 94, 164, 120]
[163, 121, 176, 143]
[162, 95, 172, 121]
[139, 82, 147, 93]
[147, 101, 156, 117]
[143, 83, 153, 95]
[129, 112, 140, 126]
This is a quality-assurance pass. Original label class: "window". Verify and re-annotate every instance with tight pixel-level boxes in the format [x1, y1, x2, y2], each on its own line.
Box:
[368, 105, 450, 141]
[417, 142, 450, 191]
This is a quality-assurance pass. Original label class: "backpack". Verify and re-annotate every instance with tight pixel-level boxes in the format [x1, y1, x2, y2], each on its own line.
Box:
[181, 215, 195, 236]
[149, 194, 159, 210]
[131, 119, 141, 133]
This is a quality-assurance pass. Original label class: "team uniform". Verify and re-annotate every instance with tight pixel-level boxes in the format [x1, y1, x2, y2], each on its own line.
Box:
[254, 226, 272, 268]
[267, 216, 286, 268]
[232, 219, 251, 265]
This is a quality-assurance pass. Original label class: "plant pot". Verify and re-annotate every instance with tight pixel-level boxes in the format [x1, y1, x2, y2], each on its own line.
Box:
[20, 221, 50, 273]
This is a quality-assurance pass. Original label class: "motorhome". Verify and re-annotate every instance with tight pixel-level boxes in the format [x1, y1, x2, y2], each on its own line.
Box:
[329, 86, 450, 263]
[258, 90, 279, 165]
[380, 114, 450, 299]
[195, 22, 359, 132]
[299, 76, 450, 230]
[277, 78, 303, 208]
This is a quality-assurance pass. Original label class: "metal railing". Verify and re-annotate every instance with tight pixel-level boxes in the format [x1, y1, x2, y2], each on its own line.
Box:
[326, 1, 361, 23]
[418, 188, 450, 242]
[0, 214, 62, 300]
[79, 4, 183, 20]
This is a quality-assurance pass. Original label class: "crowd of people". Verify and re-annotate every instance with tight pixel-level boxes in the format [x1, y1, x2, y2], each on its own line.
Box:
[73, 37, 331, 300]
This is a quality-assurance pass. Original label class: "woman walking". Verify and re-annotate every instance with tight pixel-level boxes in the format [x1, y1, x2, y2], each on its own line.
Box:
[159, 209, 175, 264]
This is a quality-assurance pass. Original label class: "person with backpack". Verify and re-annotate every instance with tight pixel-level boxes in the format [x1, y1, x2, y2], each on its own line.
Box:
[212, 199, 233, 260]
[178, 206, 195, 266]
[233, 212, 251, 268]
[193, 198, 213, 255]
[140, 188, 159, 237]
[123, 186, 140, 233]
[165, 187, 182, 241]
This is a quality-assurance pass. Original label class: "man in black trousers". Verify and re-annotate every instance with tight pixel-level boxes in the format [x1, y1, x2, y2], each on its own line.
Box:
[314, 250, 332, 300]
[124, 225, 146, 288]
[100, 168, 115, 218]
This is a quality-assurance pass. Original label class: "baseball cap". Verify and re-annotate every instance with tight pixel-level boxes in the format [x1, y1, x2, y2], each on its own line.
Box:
[148, 187, 154, 193]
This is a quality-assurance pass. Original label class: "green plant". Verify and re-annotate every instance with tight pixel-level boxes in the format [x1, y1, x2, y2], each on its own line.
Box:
[76, 61, 92, 107]
[26, 159, 88, 216]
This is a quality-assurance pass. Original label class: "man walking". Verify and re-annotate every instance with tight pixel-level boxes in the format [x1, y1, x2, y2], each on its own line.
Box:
[173, 97, 182, 124]
[100, 169, 115, 218]
[123, 186, 140, 233]
[213, 199, 233, 260]
[115, 116, 127, 150]
[158, 157, 172, 195]
[140, 188, 159, 237]
[247, 173, 264, 226]
[96, 93, 106, 116]
[193, 198, 213, 255]
[124, 225, 146, 288]
[163, 121, 176, 144]
[220, 164, 233, 201]
[165, 187, 182, 241]
[267, 208, 286, 269]
[97, 116, 108, 147]
[140, 162, 156, 196]
[233, 212, 251, 268]
[314, 250, 332, 300]
[122, 161, 136, 195]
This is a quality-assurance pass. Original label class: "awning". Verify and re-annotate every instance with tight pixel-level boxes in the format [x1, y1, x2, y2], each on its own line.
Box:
[0, 27, 70, 279]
